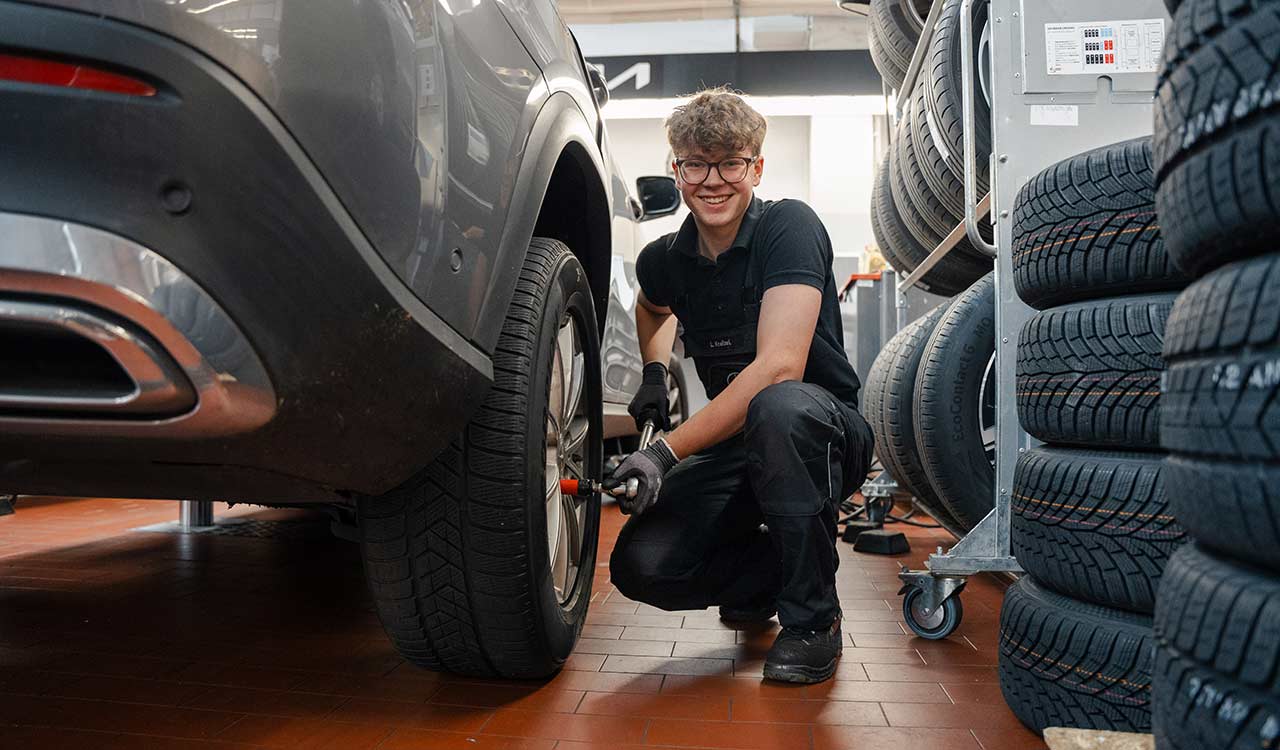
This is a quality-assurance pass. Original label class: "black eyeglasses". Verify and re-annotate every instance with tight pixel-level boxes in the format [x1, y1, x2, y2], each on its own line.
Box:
[674, 156, 758, 185]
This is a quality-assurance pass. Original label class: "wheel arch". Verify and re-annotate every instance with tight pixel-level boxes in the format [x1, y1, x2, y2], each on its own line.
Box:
[473, 92, 611, 351]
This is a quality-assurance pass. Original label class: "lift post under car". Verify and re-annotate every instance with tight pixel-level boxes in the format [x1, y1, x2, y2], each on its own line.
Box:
[872, 0, 1170, 639]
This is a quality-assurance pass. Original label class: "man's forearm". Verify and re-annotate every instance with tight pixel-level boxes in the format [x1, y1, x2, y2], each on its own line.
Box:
[664, 357, 795, 460]
[637, 303, 678, 366]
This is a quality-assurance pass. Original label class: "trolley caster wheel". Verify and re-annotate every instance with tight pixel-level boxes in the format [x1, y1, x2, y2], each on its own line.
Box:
[902, 587, 963, 640]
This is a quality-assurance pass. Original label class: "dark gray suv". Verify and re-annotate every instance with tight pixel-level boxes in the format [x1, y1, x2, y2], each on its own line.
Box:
[0, 0, 680, 678]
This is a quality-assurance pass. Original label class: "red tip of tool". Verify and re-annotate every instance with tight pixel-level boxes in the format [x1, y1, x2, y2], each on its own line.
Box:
[559, 478, 581, 496]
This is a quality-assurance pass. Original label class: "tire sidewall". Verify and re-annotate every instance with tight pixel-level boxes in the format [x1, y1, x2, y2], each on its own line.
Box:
[524, 252, 602, 665]
[915, 275, 996, 528]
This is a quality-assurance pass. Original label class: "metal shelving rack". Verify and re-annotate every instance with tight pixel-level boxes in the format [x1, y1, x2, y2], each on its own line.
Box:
[873, 0, 1169, 637]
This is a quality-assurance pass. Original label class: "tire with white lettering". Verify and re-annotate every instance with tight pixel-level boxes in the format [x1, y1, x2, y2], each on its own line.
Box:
[1153, 544, 1280, 750]
[1012, 138, 1190, 309]
[1016, 294, 1175, 449]
[914, 274, 996, 530]
[1153, 0, 1280, 275]
[1160, 253, 1280, 572]
[999, 576, 1154, 735]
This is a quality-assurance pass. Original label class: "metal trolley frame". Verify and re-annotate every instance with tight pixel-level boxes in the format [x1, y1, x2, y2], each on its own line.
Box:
[867, 0, 1170, 638]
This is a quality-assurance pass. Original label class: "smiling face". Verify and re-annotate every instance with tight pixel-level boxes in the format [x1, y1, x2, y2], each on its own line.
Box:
[674, 150, 765, 236]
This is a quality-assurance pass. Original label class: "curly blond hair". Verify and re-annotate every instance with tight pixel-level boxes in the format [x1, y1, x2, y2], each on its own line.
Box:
[665, 87, 767, 157]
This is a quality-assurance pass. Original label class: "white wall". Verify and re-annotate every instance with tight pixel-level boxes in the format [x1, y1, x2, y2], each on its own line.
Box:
[807, 115, 876, 258]
[604, 96, 881, 261]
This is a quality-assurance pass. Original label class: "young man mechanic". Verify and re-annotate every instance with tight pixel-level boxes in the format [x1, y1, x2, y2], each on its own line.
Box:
[606, 89, 875, 684]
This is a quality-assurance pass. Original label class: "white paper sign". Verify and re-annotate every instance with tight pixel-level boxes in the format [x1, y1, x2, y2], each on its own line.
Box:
[1030, 104, 1079, 127]
[1045, 19, 1165, 76]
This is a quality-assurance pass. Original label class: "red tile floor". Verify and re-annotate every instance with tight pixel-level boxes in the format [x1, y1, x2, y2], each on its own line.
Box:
[0, 496, 1046, 749]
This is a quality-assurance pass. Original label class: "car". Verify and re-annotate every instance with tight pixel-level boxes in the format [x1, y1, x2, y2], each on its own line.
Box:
[0, 0, 682, 679]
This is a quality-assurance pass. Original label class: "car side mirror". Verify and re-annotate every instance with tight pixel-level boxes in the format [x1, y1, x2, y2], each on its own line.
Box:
[587, 65, 610, 108]
[636, 176, 680, 220]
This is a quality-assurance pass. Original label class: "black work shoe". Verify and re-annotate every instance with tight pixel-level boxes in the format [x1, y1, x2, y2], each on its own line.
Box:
[718, 602, 777, 624]
[762, 615, 843, 684]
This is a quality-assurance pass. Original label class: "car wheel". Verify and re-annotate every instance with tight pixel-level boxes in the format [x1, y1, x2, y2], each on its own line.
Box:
[357, 237, 602, 678]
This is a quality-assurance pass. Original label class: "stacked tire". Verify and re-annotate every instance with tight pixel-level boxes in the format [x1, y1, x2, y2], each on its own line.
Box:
[1149, 2, 1280, 748]
[869, 0, 993, 297]
[999, 138, 1191, 736]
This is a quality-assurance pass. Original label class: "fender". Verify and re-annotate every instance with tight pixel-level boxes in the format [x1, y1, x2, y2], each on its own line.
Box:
[472, 89, 613, 351]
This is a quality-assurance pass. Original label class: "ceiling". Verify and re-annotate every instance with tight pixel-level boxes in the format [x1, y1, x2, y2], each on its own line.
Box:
[559, 0, 852, 24]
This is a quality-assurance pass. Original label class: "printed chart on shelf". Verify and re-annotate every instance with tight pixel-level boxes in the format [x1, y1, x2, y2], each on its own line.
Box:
[1044, 18, 1165, 76]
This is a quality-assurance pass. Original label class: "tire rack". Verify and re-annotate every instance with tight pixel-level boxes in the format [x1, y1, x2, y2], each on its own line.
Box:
[884, 0, 1170, 638]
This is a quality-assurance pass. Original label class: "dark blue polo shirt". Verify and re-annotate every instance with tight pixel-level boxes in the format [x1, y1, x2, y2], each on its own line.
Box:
[636, 196, 862, 409]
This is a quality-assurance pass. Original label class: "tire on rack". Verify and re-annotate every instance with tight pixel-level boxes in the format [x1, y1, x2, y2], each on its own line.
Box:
[358, 238, 602, 679]
[1011, 447, 1187, 614]
[914, 273, 996, 530]
[1160, 253, 1280, 572]
[868, 0, 930, 90]
[999, 577, 1154, 735]
[905, 85, 995, 248]
[924, 0, 992, 190]
[873, 151, 989, 297]
[1153, 0, 1280, 276]
[868, 18, 908, 92]
[863, 304, 963, 531]
[1016, 294, 1175, 449]
[1153, 544, 1280, 750]
[897, 94, 957, 241]
[887, 119, 992, 288]
[910, 84, 965, 223]
[1012, 137, 1189, 309]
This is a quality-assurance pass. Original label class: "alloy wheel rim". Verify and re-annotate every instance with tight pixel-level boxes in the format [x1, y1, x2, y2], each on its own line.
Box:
[978, 352, 997, 467]
[544, 312, 590, 606]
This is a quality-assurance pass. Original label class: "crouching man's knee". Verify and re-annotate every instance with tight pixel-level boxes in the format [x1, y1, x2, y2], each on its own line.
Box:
[610, 535, 675, 605]
[745, 381, 842, 517]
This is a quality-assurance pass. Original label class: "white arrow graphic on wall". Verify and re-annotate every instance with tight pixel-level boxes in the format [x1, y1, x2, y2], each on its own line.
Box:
[605, 62, 652, 92]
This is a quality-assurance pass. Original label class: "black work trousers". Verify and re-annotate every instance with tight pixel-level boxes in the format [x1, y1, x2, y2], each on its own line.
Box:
[609, 381, 875, 630]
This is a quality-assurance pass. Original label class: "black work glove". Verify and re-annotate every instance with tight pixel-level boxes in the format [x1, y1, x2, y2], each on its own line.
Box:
[627, 362, 671, 431]
[605, 438, 679, 516]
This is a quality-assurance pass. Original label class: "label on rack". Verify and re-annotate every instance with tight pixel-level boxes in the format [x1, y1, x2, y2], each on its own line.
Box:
[1044, 19, 1165, 76]
[1030, 104, 1079, 127]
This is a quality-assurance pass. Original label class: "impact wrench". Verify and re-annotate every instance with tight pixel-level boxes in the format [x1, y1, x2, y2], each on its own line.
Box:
[559, 420, 656, 500]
